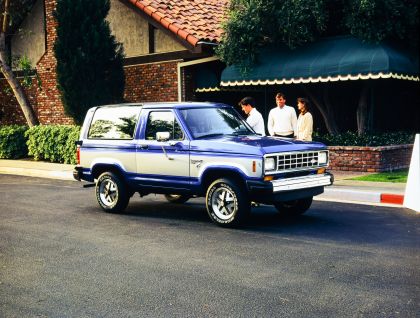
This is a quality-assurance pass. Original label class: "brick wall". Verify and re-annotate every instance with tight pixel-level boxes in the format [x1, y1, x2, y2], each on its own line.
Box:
[0, 77, 37, 125]
[35, 0, 73, 125]
[124, 62, 179, 102]
[328, 145, 413, 172]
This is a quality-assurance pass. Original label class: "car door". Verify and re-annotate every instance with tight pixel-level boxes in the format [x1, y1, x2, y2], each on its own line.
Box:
[135, 109, 190, 190]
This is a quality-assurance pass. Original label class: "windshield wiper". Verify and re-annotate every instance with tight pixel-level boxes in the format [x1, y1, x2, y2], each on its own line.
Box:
[230, 130, 254, 136]
[195, 133, 225, 139]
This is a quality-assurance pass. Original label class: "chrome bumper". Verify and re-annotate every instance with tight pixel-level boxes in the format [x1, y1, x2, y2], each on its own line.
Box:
[271, 173, 333, 192]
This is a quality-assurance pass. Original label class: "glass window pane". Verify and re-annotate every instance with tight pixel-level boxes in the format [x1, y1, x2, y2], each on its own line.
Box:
[145, 111, 184, 140]
[88, 106, 141, 139]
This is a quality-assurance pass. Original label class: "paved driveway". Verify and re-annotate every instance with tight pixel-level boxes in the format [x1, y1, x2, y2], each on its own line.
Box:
[0, 175, 419, 317]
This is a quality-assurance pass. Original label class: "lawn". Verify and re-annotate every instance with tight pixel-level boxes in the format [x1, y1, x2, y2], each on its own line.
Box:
[351, 169, 409, 183]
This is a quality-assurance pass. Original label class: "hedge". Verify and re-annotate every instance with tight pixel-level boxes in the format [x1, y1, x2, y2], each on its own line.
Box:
[313, 131, 416, 147]
[0, 125, 29, 159]
[25, 125, 81, 164]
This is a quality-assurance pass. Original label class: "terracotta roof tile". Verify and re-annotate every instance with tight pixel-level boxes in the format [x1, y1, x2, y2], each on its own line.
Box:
[126, 0, 229, 47]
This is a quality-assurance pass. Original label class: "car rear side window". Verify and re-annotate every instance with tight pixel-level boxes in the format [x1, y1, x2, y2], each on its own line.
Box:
[88, 106, 141, 139]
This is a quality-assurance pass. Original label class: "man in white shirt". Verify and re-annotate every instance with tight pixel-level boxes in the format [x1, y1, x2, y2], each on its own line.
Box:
[239, 97, 265, 136]
[267, 92, 297, 138]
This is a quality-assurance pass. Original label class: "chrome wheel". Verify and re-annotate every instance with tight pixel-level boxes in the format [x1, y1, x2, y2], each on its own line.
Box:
[210, 186, 237, 220]
[96, 172, 129, 213]
[99, 178, 118, 207]
[206, 178, 250, 226]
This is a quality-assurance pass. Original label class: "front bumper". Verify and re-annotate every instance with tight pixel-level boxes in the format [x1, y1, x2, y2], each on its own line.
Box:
[271, 173, 333, 192]
[246, 172, 334, 203]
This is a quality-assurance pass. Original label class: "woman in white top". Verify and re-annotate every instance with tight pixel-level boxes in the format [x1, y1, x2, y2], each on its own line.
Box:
[296, 97, 313, 141]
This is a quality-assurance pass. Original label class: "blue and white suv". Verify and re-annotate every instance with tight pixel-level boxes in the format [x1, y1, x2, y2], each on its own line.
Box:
[73, 102, 333, 226]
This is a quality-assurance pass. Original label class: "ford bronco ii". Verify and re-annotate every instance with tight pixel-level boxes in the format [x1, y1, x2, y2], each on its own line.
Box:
[73, 102, 333, 226]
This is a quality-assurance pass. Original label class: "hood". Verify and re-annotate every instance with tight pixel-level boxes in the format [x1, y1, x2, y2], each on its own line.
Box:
[190, 135, 327, 156]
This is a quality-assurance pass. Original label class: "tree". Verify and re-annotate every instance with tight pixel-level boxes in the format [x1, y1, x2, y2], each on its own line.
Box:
[216, 0, 419, 135]
[0, 0, 39, 127]
[54, 0, 125, 125]
[216, 0, 328, 74]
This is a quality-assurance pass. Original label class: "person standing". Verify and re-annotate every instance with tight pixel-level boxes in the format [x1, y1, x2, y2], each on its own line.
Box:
[239, 97, 265, 136]
[267, 92, 297, 138]
[296, 97, 313, 141]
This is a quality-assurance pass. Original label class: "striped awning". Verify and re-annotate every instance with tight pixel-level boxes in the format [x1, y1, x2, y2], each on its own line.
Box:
[221, 36, 419, 87]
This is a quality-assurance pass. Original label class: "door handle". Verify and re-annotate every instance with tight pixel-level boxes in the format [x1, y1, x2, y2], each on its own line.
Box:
[138, 144, 149, 149]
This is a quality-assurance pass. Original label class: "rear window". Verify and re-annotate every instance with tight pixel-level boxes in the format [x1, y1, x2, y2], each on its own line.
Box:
[88, 106, 141, 139]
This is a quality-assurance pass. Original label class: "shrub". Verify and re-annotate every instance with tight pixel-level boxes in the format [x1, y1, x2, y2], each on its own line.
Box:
[314, 131, 416, 146]
[25, 125, 81, 164]
[0, 125, 29, 159]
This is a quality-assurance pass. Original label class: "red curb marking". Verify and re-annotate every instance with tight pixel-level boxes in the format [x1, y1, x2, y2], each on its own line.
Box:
[381, 193, 404, 205]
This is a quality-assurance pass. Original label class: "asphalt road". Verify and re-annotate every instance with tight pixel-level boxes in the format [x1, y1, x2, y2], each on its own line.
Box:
[0, 174, 419, 318]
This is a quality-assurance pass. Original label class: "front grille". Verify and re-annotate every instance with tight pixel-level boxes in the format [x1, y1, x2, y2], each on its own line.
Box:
[266, 151, 328, 174]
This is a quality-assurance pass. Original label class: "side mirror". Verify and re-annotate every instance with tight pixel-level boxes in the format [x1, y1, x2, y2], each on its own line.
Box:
[156, 131, 170, 142]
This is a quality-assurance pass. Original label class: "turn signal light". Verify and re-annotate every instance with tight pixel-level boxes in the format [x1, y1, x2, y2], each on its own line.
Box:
[264, 175, 274, 181]
[317, 168, 326, 174]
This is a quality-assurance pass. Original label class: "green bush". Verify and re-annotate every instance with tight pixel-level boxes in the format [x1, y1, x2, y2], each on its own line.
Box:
[0, 125, 29, 159]
[25, 125, 81, 164]
[313, 131, 416, 146]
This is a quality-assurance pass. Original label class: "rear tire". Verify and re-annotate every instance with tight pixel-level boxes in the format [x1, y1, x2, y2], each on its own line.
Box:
[274, 197, 313, 216]
[206, 178, 250, 227]
[96, 172, 129, 213]
[164, 194, 190, 204]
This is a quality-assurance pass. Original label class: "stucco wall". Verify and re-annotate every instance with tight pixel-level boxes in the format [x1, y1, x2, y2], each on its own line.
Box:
[11, 0, 46, 67]
[108, 0, 185, 57]
[155, 29, 185, 53]
[108, 0, 149, 57]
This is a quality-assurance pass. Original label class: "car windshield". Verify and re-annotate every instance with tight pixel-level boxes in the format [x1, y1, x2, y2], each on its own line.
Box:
[178, 107, 255, 139]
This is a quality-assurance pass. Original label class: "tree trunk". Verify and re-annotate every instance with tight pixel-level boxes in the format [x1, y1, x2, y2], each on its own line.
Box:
[0, 32, 38, 127]
[357, 82, 370, 136]
[301, 85, 339, 135]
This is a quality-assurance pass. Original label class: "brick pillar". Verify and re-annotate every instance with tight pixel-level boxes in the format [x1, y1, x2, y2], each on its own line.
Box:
[35, 0, 73, 125]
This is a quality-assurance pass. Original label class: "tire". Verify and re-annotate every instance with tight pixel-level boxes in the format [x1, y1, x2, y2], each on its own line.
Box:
[206, 178, 250, 227]
[96, 172, 129, 213]
[274, 197, 313, 216]
[164, 194, 191, 204]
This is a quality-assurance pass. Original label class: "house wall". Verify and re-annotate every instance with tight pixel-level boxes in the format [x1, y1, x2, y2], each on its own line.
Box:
[154, 29, 185, 53]
[108, 0, 149, 57]
[1, 0, 189, 127]
[11, 0, 46, 68]
[0, 78, 38, 125]
[124, 61, 179, 102]
[108, 0, 185, 56]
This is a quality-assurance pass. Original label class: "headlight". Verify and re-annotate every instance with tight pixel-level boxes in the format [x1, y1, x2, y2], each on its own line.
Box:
[318, 151, 328, 164]
[264, 157, 276, 171]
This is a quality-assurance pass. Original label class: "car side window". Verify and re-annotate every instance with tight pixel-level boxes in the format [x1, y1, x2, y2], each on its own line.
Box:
[145, 111, 184, 141]
[88, 106, 141, 139]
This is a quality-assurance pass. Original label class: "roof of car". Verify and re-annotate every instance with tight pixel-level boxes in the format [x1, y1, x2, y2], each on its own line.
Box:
[95, 101, 231, 109]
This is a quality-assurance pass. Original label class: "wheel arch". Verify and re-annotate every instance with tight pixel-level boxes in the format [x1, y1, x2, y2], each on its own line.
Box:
[91, 163, 126, 181]
[200, 167, 248, 193]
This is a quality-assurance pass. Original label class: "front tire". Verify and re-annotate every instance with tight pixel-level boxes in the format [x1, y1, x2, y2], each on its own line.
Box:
[96, 172, 129, 213]
[206, 178, 250, 227]
[164, 194, 191, 204]
[274, 197, 313, 216]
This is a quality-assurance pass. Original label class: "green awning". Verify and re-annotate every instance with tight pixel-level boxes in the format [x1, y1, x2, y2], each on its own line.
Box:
[221, 36, 419, 87]
[195, 64, 220, 92]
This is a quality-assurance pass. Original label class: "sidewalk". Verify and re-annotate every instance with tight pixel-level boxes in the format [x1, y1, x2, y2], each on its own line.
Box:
[0, 159, 406, 207]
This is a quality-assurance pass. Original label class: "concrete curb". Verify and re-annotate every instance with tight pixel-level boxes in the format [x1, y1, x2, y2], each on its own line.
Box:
[320, 187, 405, 205]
